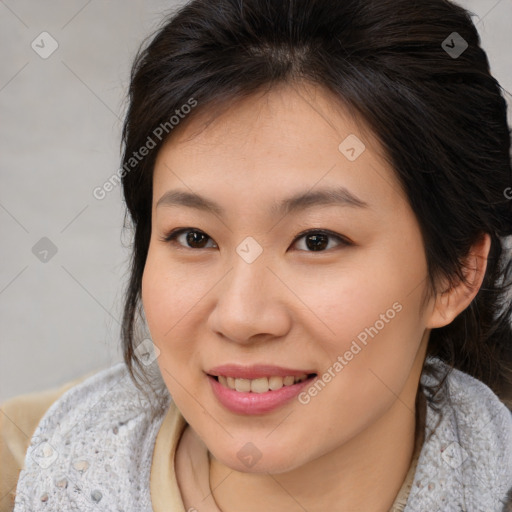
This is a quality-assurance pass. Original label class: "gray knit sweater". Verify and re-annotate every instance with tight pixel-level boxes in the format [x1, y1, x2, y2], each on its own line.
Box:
[13, 356, 512, 511]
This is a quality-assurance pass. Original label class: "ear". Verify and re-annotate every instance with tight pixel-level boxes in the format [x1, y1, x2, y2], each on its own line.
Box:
[426, 233, 491, 329]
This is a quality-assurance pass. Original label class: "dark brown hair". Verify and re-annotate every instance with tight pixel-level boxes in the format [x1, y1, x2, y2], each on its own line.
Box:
[119, 0, 512, 411]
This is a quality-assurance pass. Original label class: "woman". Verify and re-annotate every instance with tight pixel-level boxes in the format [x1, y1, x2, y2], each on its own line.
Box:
[4, 0, 512, 510]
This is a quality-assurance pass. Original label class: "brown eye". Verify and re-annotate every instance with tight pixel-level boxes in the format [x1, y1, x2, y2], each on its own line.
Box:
[183, 230, 211, 249]
[160, 228, 217, 249]
[292, 230, 350, 252]
[160, 227, 350, 253]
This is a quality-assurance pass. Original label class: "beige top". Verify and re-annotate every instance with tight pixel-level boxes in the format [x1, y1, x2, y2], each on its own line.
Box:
[0, 373, 422, 512]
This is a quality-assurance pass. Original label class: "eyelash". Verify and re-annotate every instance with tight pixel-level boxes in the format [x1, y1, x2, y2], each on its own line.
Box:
[158, 227, 352, 253]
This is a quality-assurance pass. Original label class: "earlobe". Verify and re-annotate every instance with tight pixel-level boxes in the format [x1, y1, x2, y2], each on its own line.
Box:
[426, 233, 491, 329]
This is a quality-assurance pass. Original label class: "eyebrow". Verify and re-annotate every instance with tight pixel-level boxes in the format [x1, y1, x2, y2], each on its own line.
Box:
[156, 186, 370, 217]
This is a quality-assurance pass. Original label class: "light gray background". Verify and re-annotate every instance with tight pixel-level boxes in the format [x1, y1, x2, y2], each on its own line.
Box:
[1, 0, 511, 402]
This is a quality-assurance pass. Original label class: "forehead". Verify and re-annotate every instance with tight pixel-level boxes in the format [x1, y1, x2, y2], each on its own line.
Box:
[152, 83, 405, 212]
[159, 82, 374, 153]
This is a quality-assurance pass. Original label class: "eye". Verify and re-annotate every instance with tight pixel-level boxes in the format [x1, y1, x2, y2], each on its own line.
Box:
[159, 227, 351, 252]
[159, 228, 217, 249]
[291, 229, 351, 252]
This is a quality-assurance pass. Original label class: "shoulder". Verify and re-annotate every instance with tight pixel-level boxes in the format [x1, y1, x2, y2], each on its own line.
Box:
[0, 372, 93, 512]
[12, 362, 171, 512]
[421, 356, 512, 446]
[406, 356, 512, 511]
[441, 359, 512, 462]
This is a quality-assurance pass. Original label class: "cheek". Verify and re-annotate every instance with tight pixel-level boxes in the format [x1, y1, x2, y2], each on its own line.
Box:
[300, 249, 426, 400]
[142, 249, 203, 339]
[141, 252, 205, 387]
[295, 262, 408, 351]
[297, 310, 423, 456]
[141, 256, 205, 406]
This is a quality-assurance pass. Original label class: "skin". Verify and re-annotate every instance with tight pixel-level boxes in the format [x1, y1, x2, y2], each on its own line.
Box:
[141, 82, 490, 512]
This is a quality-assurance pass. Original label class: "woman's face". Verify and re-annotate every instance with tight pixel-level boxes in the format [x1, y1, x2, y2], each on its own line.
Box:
[142, 83, 435, 473]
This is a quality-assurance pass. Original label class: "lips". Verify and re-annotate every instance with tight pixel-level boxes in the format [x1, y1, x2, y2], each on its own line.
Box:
[206, 364, 317, 414]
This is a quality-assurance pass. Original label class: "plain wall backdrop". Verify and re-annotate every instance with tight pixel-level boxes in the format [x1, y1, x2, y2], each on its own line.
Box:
[1, 0, 511, 402]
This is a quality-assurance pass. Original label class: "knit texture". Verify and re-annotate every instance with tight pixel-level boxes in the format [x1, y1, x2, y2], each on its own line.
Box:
[13, 362, 170, 512]
[12, 356, 512, 511]
[404, 361, 512, 511]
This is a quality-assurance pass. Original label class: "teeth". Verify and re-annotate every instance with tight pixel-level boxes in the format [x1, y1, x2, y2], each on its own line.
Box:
[269, 376, 283, 390]
[217, 373, 309, 393]
[251, 377, 269, 393]
[283, 376, 295, 386]
[235, 378, 251, 392]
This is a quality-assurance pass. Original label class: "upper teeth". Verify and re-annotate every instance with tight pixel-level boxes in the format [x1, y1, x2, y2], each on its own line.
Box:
[217, 374, 308, 393]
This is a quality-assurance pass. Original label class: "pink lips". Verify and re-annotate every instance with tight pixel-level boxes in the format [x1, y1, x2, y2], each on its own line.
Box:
[207, 364, 317, 415]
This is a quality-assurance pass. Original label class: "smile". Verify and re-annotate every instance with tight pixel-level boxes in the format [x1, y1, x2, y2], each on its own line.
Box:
[214, 374, 311, 393]
[206, 365, 318, 415]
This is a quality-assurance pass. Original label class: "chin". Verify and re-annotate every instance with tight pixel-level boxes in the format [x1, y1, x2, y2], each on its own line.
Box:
[210, 441, 309, 475]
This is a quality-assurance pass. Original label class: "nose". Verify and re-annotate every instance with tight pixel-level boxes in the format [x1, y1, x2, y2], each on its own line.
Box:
[207, 256, 292, 345]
